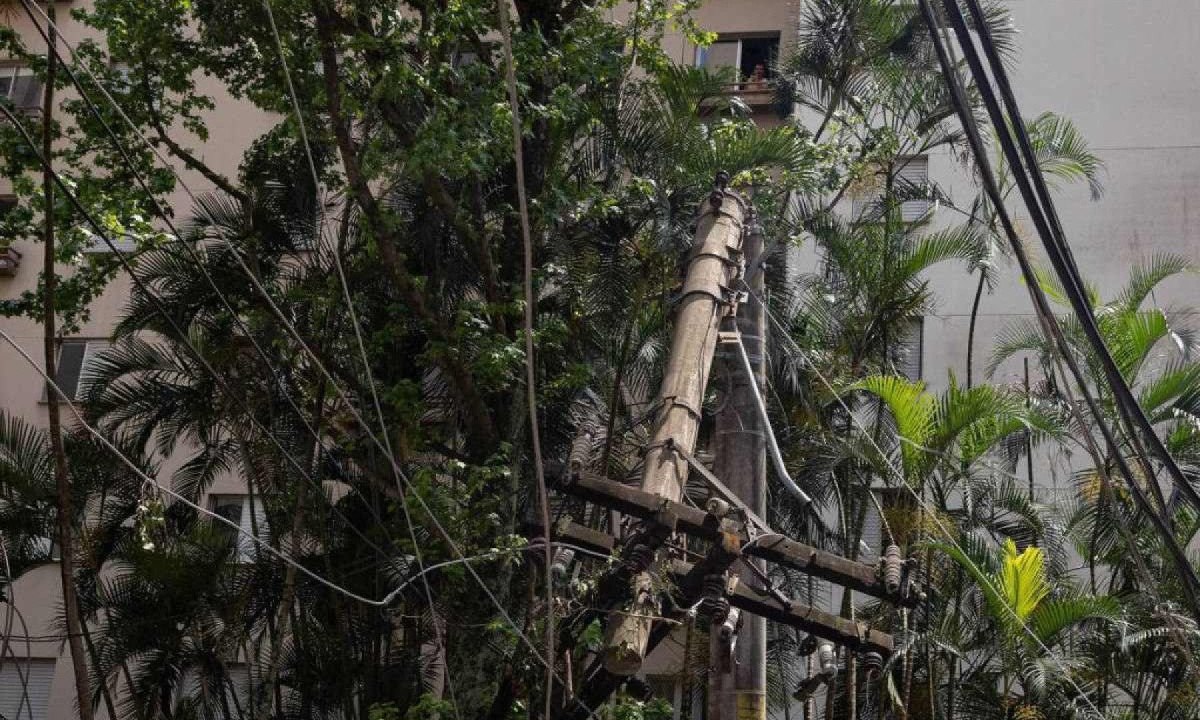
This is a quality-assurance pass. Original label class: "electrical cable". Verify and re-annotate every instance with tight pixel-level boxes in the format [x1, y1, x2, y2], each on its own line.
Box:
[1, 14, 599, 707]
[954, 0, 1200, 518]
[257, 1, 463, 715]
[748, 282, 1107, 719]
[0, 101, 397, 572]
[732, 325, 813, 505]
[923, 0, 1200, 609]
[0, 326, 394, 606]
[493, 4, 557, 716]
[0, 537, 13, 680]
[10, 0, 401, 567]
[0, 327, 600, 627]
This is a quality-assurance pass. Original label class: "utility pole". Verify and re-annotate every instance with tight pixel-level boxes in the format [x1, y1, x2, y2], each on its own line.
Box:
[603, 174, 747, 674]
[710, 209, 767, 720]
[564, 175, 917, 720]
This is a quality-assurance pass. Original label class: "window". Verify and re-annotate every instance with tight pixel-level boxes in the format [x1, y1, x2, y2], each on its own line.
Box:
[452, 43, 494, 69]
[41, 339, 110, 403]
[0, 196, 18, 277]
[695, 33, 780, 86]
[0, 66, 44, 114]
[0, 659, 55, 720]
[896, 317, 923, 381]
[209, 494, 268, 563]
[852, 155, 931, 223]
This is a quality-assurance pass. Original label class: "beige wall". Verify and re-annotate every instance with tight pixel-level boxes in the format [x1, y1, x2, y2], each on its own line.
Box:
[2, 4, 273, 716]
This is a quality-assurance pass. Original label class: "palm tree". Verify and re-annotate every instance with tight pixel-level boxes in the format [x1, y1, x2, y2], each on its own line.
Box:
[936, 536, 1120, 719]
[960, 113, 1106, 388]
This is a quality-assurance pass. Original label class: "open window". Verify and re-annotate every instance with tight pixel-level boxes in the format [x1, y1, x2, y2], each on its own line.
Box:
[0, 65, 45, 115]
[41, 339, 110, 403]
[695, 33, 780, 87]
[209, 494, 269, 563]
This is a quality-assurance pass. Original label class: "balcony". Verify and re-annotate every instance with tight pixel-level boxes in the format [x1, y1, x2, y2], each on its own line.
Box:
[723, 80, 775, 109]
[696, 34, 780, 113]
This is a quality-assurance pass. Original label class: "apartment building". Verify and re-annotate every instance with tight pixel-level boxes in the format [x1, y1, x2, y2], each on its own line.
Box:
[3, 1, 1200, 718]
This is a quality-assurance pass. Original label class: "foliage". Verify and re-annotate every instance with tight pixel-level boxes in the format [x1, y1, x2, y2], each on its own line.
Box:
[1, 0, 1198, 719]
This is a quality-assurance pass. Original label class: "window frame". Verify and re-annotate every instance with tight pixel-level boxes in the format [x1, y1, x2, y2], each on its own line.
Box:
[693, 32, 781, 84]
[0, 64, 44, 113]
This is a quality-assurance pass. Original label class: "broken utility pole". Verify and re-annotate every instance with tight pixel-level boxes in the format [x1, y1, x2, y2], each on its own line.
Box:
[540, 174, 920, 719]
[602, 173, 747, 675]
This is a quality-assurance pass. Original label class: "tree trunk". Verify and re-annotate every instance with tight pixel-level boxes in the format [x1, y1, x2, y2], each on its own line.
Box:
[965, 270, 985, 388]
[41, 11, 96, 719]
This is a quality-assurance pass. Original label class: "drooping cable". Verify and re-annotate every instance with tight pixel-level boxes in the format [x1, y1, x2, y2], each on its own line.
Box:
[10, 0, 401, 564]
[493, 4, 557, 715]
[952, 0, 1200, 517]
[913, 0, 1200, 612]
[3, 14, 600, 702]
[0, 327, 590, 617]
[0, 101, 396, 574]
[257, 1, 461, 714]
[749, 285, 1107, 720]
[732, 324, 813, 505]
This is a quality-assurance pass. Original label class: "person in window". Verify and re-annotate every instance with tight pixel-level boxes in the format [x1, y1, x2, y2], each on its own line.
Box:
[747, 63, 767, 88]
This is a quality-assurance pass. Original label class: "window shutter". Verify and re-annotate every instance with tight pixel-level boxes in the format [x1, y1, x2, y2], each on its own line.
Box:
[861, 501, 882, 557]
[897, 318, 924, 381]
[11, 75, 44, 112]
[897, 156, 930, 222]
[75, 341, 110, 400]
[238, 495, 269, 562]
[0, 659, 55, 720]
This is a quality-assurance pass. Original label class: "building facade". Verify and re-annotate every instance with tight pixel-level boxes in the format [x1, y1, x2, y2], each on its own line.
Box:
[3, 1, 1199, 717]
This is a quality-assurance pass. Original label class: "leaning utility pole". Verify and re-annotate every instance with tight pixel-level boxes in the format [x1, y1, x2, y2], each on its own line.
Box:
[709, 208, 767, 720]
[603, 174, 747, 674]
[551, 174, 917, 720]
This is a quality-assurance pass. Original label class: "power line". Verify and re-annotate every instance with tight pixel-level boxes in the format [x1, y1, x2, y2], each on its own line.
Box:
[0, 539, 34, 720]
[953, 0, 1200, 519]
[9, 0, 402, 567]
[9, 10, 597, 708]
[923, 0, 1200, 612]
[0, 328, 399, 607]
[0, 100, 395, 570]
[494, 3, 557, 716]
[748, 280, 1107, 720]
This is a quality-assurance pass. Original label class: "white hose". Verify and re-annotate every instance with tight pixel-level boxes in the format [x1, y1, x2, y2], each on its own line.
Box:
[733, 329, 813, 505]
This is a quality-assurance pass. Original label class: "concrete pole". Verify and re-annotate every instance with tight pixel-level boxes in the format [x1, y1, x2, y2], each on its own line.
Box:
[710, 209, 767, 720]
[603, 179, 746, 674]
